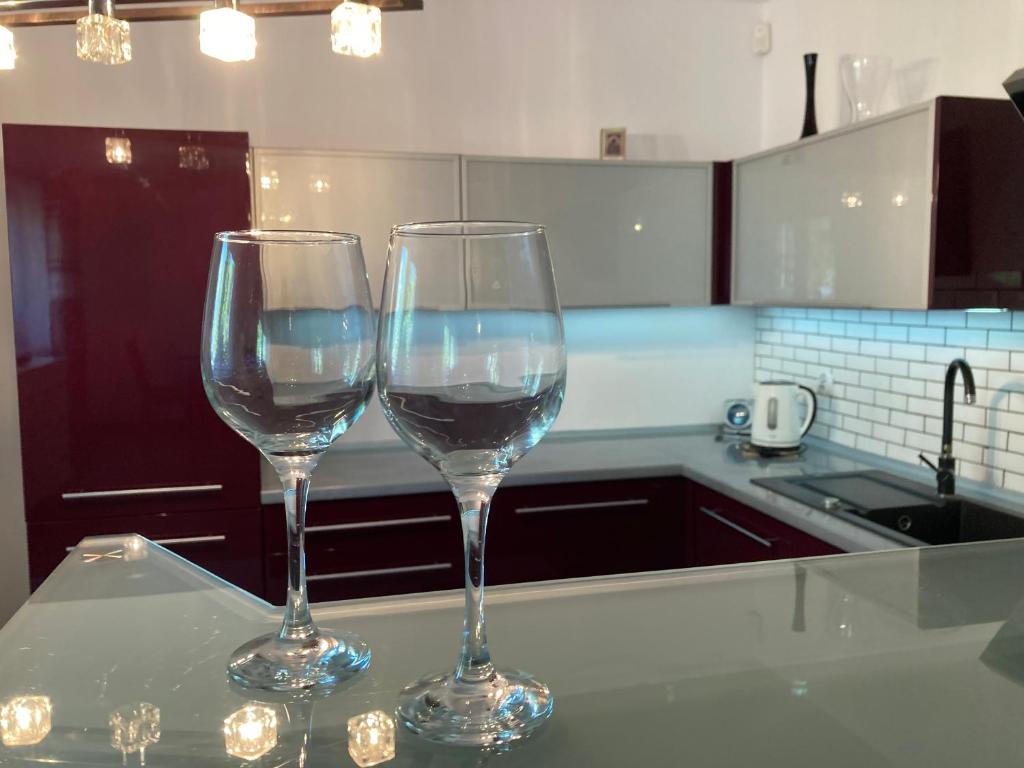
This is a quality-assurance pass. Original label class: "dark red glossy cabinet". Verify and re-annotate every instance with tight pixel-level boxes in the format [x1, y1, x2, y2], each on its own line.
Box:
[686, 482, 841, 567]
[931, 97, 1024, 309]
[4, 124, 261, 587]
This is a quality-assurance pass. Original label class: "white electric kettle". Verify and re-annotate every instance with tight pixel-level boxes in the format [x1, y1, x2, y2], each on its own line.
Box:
[751, 381, 817, 450]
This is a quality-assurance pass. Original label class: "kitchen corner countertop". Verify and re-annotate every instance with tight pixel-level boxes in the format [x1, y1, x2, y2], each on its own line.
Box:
[262, 427, 1024, 555]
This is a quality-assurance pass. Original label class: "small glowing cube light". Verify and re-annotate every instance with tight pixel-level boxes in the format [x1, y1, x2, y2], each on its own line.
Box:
[0, 695, 52, 747]
[347, 710, 396, 767]
[330, 1, 381, 58]
[109, 702, 160, 758]
[76, 0, 132, 65]
[199, 5, 256, 63]
[0, 25, 16, 70]
[223, 703, 277, 760]
[105, 137, 132, 165]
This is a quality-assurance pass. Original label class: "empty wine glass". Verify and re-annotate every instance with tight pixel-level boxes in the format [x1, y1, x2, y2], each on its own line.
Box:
[841, 54, 892, 122]
[201, 230, 375, 691]
[377, 221, 567, 746]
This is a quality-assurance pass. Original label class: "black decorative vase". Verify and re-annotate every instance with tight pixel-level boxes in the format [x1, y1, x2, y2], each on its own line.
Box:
[801, 52, 818, 139]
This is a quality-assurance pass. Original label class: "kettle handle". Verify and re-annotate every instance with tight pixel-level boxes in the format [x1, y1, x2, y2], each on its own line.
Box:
[796, 385, 818, 437]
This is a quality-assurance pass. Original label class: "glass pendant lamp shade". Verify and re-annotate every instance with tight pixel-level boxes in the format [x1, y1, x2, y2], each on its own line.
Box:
[0, 25, 16, 70]
[76, 0, 131, 64]
[200, 1, 256, 62]
[330, 1, 381, 57]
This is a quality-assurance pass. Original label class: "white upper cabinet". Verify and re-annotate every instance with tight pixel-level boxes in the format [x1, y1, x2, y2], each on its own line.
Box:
[253, 149, 461, 304]
[462, 158, 714, 307]
[732, 103, 935, 309]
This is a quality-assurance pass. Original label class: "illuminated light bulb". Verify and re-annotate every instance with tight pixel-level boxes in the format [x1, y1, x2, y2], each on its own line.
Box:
[200, 2, 256, 63]
[840, 192, 862, 209]
[0, 25, 16, 70]
[110, 702, 160, 762]
[105, 136, 132, 165]
[76, 0, 131, 65]
[309, 174, 330, 193]
[330, 1, 381, 58]
[633, 222, 643, 232]
[891, 192, 907, 207]
[0, 695, 52, 747]
[224, 704, 277, 760]
[347, 710, 396, 767]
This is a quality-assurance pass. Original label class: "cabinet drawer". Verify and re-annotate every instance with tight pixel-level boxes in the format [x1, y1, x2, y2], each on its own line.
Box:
[28, 508, 263, 594]
[263, 493, 463, 603]
[688, 484, 841, 567]
[488, 477, 686, 584]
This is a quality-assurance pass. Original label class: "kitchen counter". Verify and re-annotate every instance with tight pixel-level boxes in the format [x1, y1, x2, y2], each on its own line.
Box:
[262, 428, 1024, 554]
[7, 533, 1024, 766]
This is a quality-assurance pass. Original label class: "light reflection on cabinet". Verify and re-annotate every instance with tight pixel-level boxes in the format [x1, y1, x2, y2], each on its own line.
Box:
[462, 157, 714, 308]
[252, 149, 461, 304]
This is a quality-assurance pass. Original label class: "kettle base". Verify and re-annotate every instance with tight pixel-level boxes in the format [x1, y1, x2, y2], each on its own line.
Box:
[739, 441, 806, 459]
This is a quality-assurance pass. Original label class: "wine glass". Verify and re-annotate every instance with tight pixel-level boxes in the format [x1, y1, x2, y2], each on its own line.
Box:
[201, 230, 375, 692]
[376, 221, 567, 745]
[840, 54, 892, 122]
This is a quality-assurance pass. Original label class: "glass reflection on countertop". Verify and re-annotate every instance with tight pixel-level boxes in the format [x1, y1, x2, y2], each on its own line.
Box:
[110, 702, 160, 764]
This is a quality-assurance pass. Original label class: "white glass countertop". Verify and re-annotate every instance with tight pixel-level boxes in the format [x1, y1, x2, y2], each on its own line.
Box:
[3, 534, 1024, 765]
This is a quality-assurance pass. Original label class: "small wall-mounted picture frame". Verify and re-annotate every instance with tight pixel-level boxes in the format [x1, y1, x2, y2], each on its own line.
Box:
[600, 127, 627, 160]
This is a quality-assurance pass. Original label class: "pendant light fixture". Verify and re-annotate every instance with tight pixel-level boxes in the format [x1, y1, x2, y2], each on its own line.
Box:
[330, 1, 381, 58]
[76, 0, 131, 64]
[0, 25, 15, 69]
[200, 0, 256, 62]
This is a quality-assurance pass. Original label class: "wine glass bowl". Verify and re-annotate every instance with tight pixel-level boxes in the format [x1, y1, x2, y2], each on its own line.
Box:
[377, 221, 566, 745]
[201, 230, 375, 692]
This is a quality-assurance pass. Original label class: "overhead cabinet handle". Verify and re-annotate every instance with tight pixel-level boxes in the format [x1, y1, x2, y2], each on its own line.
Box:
[699, 506, 774, 548]
[306, 515, 452, 533]
[306, 562, 453, 581]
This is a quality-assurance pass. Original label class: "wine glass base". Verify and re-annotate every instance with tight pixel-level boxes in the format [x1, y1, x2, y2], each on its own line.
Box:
[227, 630, 371, 692]
[396, 668, 553, 746]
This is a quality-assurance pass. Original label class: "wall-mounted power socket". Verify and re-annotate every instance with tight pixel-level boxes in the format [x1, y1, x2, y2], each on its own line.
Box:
[817, 371, 834, 396]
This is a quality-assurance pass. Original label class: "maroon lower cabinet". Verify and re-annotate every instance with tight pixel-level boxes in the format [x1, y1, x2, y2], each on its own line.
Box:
[687, 483, 842, 567]
[27, 507, 263, 594]
[264, 492, 464, 604]
[3, 124, 260, 524]
[487, 476, 687, 585]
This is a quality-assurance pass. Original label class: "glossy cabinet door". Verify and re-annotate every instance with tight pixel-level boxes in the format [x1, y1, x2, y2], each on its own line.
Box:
[4, 124, 259, 522]
[732, 104, 935, 308]
[253, 149, 460, 304]
[462, 157, 713, 307]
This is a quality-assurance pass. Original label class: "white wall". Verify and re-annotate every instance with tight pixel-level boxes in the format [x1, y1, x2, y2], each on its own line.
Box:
[0, 0, 764, 160]
[758, 0, 1024, 148]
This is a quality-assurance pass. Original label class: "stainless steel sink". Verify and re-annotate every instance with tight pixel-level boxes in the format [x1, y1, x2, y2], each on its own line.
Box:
[752, 470, 1024, 546]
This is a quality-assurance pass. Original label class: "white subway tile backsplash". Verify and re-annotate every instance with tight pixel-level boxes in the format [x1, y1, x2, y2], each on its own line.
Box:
[909, 326, 945, 344]
[891, 411, 924, 432]
[860, 341, 891, 357]
[892, 311, 929, 326]
[968, 311, 1013, 330]
[925, 310, 967, 328]
[968, 349, 1010, 370]
[877, 359, 910, 377]
[756, 308, 1024, 493]
[989, 331, 1024, 350]
[947, 329, 989, 347]
[890, 343, 926, 361]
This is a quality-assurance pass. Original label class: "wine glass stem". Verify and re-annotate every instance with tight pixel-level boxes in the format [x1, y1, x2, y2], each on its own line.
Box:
[455, 494, 495, 684]
[278, 466, 318, 642]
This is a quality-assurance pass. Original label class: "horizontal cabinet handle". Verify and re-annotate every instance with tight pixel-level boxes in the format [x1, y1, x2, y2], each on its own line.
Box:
[306, 515, 452, 534]
[515, 498, 650, 515]
[307, 562, 453, 581]
[700, 506, 773, 548]
[62, 484, 223, 501]
[66, 534, 227, 552]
